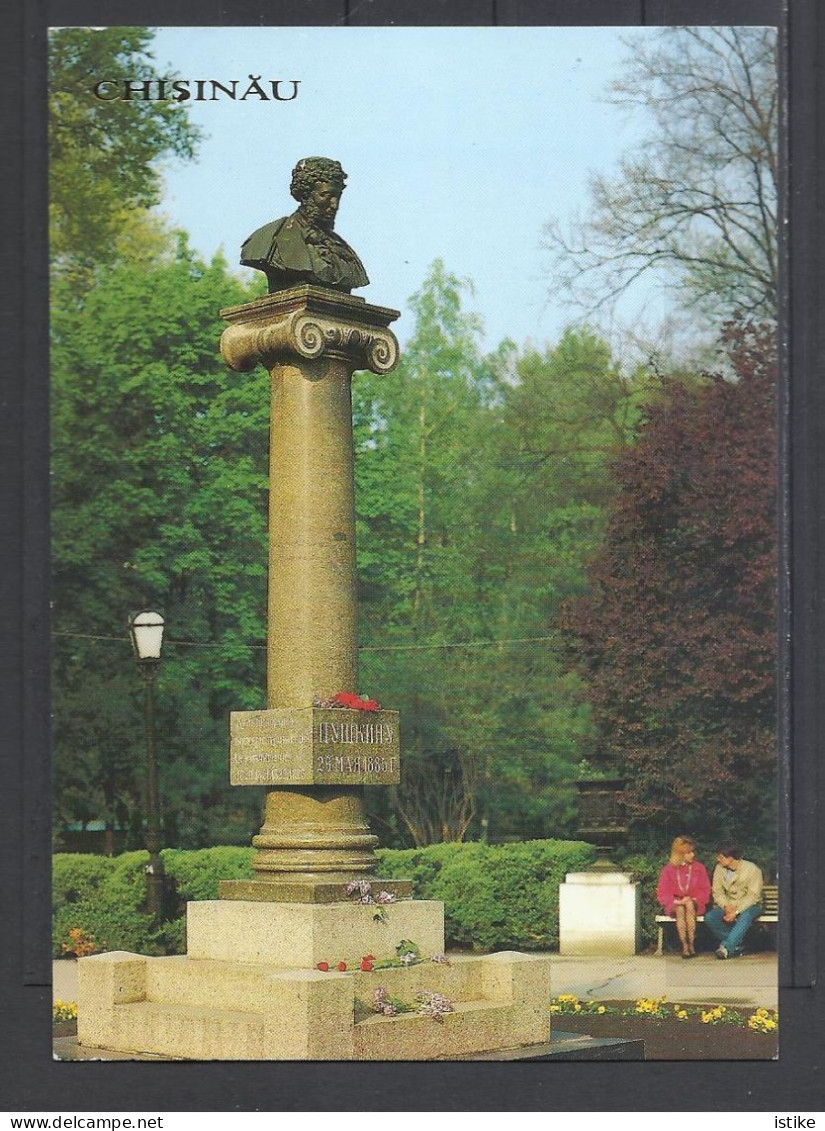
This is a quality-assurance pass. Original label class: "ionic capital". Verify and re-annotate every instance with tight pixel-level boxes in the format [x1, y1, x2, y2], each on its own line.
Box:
[220, 285, 400, 375]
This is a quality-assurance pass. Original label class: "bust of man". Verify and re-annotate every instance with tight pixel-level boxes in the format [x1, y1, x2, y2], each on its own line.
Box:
[240, 157, 369, 294]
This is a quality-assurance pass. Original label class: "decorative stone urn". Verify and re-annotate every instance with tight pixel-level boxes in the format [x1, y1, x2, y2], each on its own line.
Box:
[575, 777, 629, 872]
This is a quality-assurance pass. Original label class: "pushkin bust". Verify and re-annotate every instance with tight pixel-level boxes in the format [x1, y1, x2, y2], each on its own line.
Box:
[240, 156, 369, 294]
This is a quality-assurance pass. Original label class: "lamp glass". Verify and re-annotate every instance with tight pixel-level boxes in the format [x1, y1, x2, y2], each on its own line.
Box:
[130, 610, 165, 660]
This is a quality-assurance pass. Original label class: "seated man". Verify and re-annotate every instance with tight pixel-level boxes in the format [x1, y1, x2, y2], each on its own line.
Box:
[704, 844, 763, 959]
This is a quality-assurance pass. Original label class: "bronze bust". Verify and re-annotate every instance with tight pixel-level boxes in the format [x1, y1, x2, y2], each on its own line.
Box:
[240, 157, 369, 294]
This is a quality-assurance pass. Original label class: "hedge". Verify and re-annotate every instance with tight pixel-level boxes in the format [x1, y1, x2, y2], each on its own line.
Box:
[376, 840, 597, 950]
[52, 848, 254, 958]
[54, 839, 689, 958]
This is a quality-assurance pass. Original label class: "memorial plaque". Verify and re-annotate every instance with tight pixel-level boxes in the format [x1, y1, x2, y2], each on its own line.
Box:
[229, 707, 401, 786]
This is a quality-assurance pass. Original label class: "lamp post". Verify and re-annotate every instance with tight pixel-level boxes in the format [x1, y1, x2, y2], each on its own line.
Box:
[128, 610, 166, 922]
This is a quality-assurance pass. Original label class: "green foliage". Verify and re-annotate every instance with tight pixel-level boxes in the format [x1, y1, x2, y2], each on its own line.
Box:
[615, 852, 661, 949]
[51, 244, 266, 846]
[162, 846, 255, 902]
[54, 901, 168, 959]
[54, 842, 602, 956]
[52, 848, 255, 957]
[375, 843, 468, 891]
[52, 854, 112, 907]
[356, 265, 641, 846]
[379, 839, 596, 950]
[49, 27, 201, 283]
[53, 852, 167, 956]
[59, 844, 774, 956]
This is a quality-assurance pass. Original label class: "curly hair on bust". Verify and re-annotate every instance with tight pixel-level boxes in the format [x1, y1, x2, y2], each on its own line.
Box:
[290, 157, 347, 203]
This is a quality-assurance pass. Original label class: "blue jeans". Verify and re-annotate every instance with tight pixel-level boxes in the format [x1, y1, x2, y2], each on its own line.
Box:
[704, 904, 762, 953]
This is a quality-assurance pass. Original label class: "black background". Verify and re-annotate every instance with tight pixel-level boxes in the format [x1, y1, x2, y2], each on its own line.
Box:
[3, 0, 822, 1112]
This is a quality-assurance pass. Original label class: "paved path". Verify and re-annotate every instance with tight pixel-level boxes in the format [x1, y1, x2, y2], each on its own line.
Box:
[549, 952, 778, 1009]
[53, 951, 778, 1010]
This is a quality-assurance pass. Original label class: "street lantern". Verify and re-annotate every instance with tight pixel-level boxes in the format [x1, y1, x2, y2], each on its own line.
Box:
[129, 609, 165, 664]
[128, 609, 166, 923]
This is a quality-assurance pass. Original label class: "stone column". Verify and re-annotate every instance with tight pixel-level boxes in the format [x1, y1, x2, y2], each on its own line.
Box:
[220, 286, 400, 890]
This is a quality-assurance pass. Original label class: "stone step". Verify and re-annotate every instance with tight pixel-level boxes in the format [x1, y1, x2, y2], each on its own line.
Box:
[143, 953, 491, 1012]
[355, 998, 536, 1060]
[144, 955, 304, 1012]
[84, 996, 534, 1062]
[350, 956, 484, 1002]
[77, 949, 552, 1060]
[80, 1000, 267, 1061]
[185, 898, 445, 967]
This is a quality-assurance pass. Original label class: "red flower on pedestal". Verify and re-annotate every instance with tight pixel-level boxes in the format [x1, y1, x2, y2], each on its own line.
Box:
[330, 692, 381, 712]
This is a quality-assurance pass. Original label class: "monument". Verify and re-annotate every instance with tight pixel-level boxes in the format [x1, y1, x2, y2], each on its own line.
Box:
[559, 779, 641, 956]
[76, 159, 552, 1060]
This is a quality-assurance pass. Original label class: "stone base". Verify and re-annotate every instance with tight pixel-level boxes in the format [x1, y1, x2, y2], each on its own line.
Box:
[559, 871, 641, 956]
[76, 898, 553, 1061]
[57, 1028, 645, 1063]
[218, 877, 412, 903]
[186, 898, 443, 966]
[77, 952, 553, 1061]
[467, 1031, 646, 1061]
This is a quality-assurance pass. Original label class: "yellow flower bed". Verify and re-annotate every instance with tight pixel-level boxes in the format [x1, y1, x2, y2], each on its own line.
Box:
[634, 995, 669, 1018]
[549, 995, 777, 1033]
[549, 994, 608, 1016]
[53, 1000, 77, 1022]
[747, 1007, 779, 1033]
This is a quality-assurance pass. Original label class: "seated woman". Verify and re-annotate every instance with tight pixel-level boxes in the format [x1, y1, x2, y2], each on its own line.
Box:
[656, 836, 711, 958]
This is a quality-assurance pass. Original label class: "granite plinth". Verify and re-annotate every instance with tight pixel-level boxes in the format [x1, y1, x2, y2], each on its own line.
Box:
[218, 877, 412, 903]
[230, 707, 400, 786]
[76, 947, 553, 1061]
[559, 870, 641, 956]
[185, 898, 443, 967]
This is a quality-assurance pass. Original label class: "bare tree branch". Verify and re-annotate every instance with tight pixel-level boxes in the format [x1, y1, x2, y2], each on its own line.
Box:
[544, 27, 778, 326]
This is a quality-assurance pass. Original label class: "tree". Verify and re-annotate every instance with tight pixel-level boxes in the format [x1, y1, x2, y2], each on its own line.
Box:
[467, 328, 651, 840]
[563, 323, 777, 851]
[49, 27, 201, 283]
[354, 261, 496, 843]
[51, 241, 268, 846]
[544, 27, 778, 326]
[354, 265, 645, 845]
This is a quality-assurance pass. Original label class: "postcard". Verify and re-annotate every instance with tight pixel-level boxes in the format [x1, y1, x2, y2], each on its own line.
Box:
[47, 24, 780, 1067]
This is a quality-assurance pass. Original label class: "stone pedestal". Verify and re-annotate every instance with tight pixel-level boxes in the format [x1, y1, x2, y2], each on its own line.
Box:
[185, 898, 445, 966]
[558, 871, 641, 956]
[77, 898, 553, 1061]
[75, 284, 555, 1061]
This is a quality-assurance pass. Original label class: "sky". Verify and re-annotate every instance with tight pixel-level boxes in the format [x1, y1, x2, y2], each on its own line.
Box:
[148, 26, 669, 351]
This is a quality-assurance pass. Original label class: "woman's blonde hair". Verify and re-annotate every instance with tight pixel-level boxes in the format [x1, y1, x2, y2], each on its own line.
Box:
[669, 835, 697, 865]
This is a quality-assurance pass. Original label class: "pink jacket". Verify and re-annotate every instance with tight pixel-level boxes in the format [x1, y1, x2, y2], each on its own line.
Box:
[656, 861, 711, 915]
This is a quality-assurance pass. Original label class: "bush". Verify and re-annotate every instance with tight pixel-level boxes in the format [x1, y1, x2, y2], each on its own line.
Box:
[375, 842, 466, 893]
[379, 839, 596, 950]
[163, 846, 255, 904]
[53, 851, 167, 957]
[61, 839, 693, 956]
[53, 900, 165, 957]
[52, 854, 111, 907]
[52, 848, 256, 957]
[615, 851, 661, 949]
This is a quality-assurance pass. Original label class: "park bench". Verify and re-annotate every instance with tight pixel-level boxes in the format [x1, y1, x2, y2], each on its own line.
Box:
[654, 884, 778, 956]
